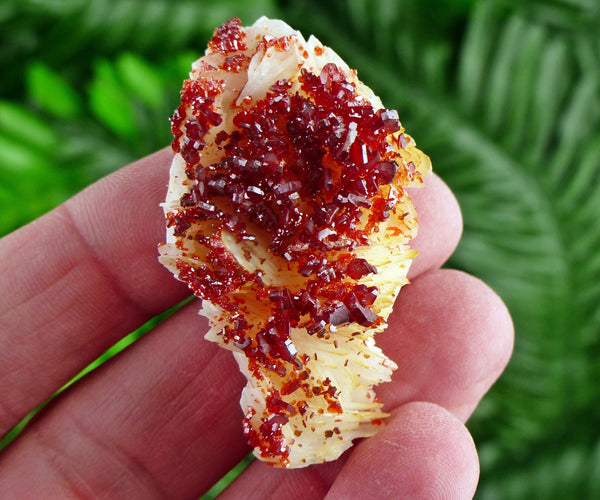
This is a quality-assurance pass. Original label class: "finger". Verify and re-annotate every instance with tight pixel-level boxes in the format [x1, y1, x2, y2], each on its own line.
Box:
[379, 268, 514, 422]
[225, 402, 479, 500]
[215, 271, 511, 497]
[0, 148, 189, 436]
[325, 402, 479, 499]
[407, 173, 463, 279]
[219, 459, 344, 500]
[0, 302, 249, 498]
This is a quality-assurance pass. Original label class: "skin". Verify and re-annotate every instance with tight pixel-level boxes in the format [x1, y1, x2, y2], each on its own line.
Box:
[0, 148, 513, 499]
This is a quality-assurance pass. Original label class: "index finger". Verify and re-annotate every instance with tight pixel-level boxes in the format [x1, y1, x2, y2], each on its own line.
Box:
[0, 148, 189, 437]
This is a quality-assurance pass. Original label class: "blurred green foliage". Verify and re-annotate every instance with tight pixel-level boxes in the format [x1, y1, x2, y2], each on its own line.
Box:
[2, 0, 600, 498]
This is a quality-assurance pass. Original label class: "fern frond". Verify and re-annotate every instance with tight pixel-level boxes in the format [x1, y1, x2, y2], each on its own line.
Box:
[0, 0, 279, 98]
[478, 436, 600, 499]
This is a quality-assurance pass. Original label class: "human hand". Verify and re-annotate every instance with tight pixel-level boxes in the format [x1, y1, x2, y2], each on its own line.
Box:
[0, 148, 513, 499]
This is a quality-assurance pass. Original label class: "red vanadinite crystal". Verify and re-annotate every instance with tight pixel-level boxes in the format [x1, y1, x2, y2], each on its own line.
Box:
[260, 34, 296, 52]
[169, 19, 409, 464]
[221, 53, 250, 73]
[208, 17, 247, 55]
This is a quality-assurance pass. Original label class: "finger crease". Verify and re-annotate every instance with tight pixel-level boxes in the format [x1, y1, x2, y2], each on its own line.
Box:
[31, 410, 167, 498]
[60, 203, 153, 320]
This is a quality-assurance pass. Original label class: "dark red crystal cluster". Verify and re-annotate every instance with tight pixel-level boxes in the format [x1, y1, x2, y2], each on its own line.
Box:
[165, 17, 414, 465]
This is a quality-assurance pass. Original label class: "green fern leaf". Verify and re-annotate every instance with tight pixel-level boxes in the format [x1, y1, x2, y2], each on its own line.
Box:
[0, 0, 280, 100]
[88, 59, 141, 139]
[26, 62, 82, 118]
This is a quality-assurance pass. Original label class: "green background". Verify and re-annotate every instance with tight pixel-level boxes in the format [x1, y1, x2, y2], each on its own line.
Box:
[2, 0, 600, 497]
